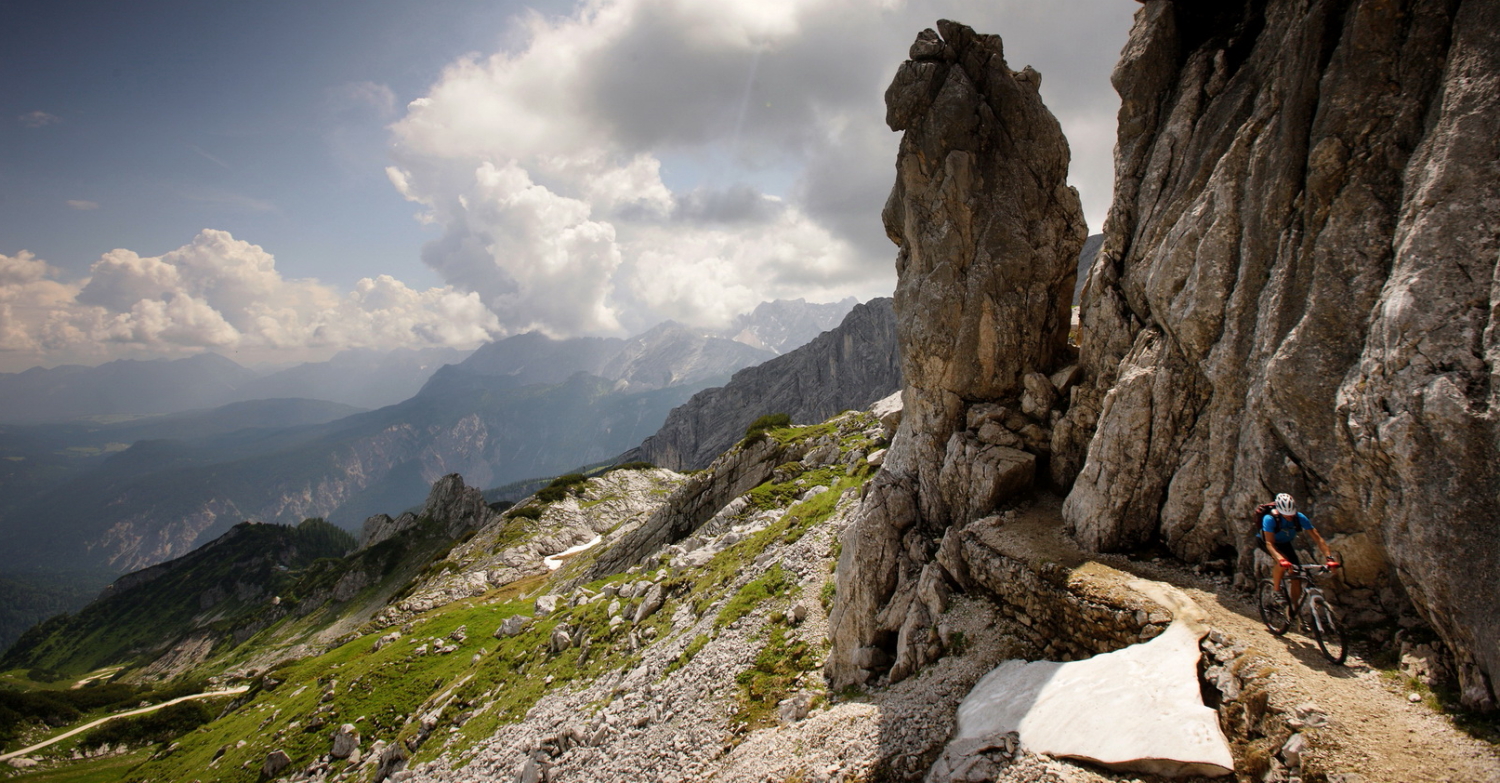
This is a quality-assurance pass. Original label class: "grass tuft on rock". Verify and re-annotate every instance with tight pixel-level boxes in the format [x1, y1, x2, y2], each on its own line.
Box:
[716, 565, 792, 630]
[731, 615, 818, 734]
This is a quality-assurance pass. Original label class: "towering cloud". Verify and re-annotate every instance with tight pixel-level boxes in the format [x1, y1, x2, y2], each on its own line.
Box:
[386, 0, 1130, 338]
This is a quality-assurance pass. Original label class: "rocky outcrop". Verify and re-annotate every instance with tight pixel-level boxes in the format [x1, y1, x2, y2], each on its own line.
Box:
[627, 298, 902, 471]
[826, 20, 1086, 687]
[385, 467, 682, 622]
[586, 436, 810, 579]
[360, 474, 494, 550]
[1052, 0, 1500, 709]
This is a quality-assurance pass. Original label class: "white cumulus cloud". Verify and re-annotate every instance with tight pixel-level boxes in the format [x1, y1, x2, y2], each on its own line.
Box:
[0, 232, 501, 368]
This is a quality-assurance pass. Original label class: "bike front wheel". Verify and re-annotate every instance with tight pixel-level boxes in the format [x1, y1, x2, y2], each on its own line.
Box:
[1309, 595, 1347, 665]
[1258, 580, 1292, 636]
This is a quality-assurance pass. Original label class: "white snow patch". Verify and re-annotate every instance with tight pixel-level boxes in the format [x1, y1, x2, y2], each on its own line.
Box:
[544, 535, 602, 570]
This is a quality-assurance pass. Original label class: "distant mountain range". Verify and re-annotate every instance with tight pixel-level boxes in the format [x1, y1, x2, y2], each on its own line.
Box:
[724, 297, 858, 354]
[229, 346, 474, 410]
[0, 299, 860, 585]
[0, 348, 469, 425]
[0, 300, 860, 427]
[0, 354, 259, 425]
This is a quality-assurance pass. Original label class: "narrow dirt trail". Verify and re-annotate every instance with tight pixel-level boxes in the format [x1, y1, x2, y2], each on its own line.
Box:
[1181, 580, 1498, 782]
[1011, 499, 1499, 782]
[0, 686, 248, 763]
[1115, 555, 1500, 783]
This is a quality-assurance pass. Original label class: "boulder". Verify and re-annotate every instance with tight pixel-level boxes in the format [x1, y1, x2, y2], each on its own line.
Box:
[550, 625, 573, 654]
[262, 750, 292, 777]
[633, 584, 665, 624]
[777, 690, 816, 724]
[330, 724, 360, 760]
[494, 615, 530, 638]
[370, 631, 401, 652]
[535, 595, 560, 616]
[870, 390, 903, 437]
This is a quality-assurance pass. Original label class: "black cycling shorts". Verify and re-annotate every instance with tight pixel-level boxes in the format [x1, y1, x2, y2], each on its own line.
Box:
[1276, 546, 1302, 567]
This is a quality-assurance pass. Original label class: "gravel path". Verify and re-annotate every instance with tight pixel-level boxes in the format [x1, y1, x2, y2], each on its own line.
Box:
[1008, 498, 1500, 783]
[0, 686, 249, 763]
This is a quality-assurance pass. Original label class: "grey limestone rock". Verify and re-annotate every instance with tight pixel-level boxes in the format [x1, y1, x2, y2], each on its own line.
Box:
[827, 19, 1085, 688]
[633, 584, 665, 624]
[331, 724, 360, 760]
[262, 749, 292, 777]
[1052, 0, 1500, 708]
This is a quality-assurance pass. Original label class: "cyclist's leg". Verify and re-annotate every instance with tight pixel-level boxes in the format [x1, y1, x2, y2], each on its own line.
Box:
[1269, 545, 1287, 593]
[1284, 549, 1304, 605]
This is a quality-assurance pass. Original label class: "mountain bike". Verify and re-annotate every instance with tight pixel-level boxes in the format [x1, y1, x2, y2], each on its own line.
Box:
[1257, 558, 1347, 665]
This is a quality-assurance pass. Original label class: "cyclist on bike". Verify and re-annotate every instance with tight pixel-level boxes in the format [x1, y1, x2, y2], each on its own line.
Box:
[1263, 493, 1336, 607]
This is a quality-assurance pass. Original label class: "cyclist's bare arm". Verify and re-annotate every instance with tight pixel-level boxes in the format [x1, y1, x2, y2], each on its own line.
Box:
[1307, 528, 1333, 561]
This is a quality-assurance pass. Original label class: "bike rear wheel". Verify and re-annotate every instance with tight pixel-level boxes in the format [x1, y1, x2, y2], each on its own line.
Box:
[1258, 580, 1292, 636]
[1309, 595, 1347, 665]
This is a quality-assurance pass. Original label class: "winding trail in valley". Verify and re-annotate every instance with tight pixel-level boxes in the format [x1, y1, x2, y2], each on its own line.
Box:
[0, 686, 249, 763]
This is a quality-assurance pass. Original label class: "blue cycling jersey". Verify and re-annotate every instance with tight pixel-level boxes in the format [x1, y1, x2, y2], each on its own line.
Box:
[1262, 512, 1313, 544]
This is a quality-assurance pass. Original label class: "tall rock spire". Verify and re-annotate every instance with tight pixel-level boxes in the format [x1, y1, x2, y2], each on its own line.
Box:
[826, 20, 1085, 687]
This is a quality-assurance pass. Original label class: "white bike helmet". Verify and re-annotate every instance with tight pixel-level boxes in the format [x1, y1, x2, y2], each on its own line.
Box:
[1274, 493, 1296, 517]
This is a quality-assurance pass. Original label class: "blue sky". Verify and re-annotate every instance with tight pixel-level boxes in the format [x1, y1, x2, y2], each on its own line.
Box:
[0, 1, 1135, 371]
[2, 0, 574, 289]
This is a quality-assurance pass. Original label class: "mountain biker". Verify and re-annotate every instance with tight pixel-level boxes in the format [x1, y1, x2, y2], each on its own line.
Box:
[1263, 493, 1336, 607]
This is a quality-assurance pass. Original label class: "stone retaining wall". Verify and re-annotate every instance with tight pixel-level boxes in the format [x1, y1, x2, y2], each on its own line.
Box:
[936, 512, 1171, 661]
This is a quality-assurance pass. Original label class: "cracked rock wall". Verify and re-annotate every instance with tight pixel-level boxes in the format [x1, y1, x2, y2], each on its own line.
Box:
[827, 20, 1085, 688]
[1054, 0, 1500, 709]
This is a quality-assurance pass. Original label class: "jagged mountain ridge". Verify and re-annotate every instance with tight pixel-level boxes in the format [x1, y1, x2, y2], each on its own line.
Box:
[724, 297, 858, 354]
[424, 319, 786, 398]
[625, 297, 902, 471]
[231, 347, 474, 410]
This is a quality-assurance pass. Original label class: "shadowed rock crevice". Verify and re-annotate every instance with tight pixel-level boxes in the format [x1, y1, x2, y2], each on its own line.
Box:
[827, 20, 1086, 688]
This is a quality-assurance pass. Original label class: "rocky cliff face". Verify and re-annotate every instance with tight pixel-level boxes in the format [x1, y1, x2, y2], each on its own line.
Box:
[1053, 0, 1500, 709]
[827, 21, 1086, 687]
[627, 298, 902, 471]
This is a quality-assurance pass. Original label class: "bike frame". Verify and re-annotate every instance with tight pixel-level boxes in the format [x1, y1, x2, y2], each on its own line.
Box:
[1277, 562, 1333, 617]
